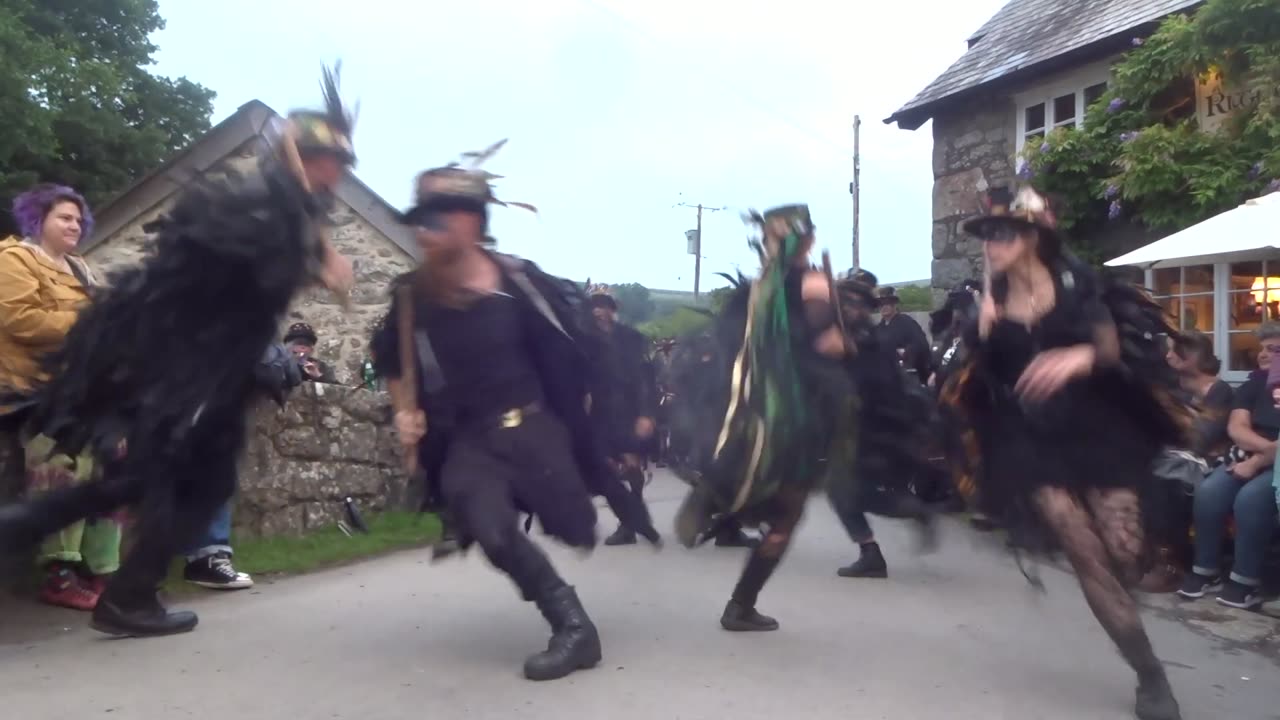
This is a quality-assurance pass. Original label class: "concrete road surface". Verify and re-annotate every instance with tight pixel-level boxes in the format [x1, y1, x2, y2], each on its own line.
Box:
[1, 471, 1277, 720]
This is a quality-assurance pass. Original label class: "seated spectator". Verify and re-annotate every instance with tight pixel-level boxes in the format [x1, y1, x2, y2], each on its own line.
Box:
[1139, 332, 1231, 592]
[1178, 324, 1280, 609]
[182, 502, 252, 590]
[1168, 331, 1233, 462]
[0, 184, 120, 610]
[284, 322, 338, 383]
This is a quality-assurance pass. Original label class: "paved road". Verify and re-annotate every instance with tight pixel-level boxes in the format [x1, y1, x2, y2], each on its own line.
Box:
[2, 471, 1277, 720]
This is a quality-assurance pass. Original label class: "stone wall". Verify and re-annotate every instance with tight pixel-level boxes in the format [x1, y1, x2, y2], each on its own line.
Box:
[929, 94, 1018, 297]
[86, 141, 416, 385]
[235, 382, 410, 537]
[0, 385, 408, 540]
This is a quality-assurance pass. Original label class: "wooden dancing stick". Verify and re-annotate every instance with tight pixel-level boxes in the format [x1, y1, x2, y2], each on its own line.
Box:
[822, 250, 854, 355]
[393, 283, 420, 474]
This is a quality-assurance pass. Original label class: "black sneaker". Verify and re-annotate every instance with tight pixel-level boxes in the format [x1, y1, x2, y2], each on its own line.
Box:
[184, 553, 253, 590]
[1175, 572, 1222, 599]
[1216, 580, 1262, 610]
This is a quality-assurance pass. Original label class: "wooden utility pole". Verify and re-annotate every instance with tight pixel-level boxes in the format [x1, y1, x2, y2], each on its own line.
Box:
[851, 115, 862, 271]
[677, 201, 726, 302]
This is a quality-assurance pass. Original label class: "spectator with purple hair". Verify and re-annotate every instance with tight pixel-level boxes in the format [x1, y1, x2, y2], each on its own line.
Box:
[0, 183, 120, 611]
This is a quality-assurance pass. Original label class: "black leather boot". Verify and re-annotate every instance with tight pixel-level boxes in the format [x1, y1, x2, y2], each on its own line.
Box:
[1135, 668, 1182, 720]
[430, 533, 463, 563]
[720, 599, 779, 632]
[91, 595, 199, 638]
[837, 542, 888, 578]
[604, 525, 637, 546]
[524, 586, 602, 681]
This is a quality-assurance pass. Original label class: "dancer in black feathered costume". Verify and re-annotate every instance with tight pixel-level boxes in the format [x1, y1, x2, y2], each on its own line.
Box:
[828, 269, 937, 580]
[369, 145, 655, 682]
[670, 205, 936, 633]
[943, 187, 1189, 720]
[661, 318, 758, 548]
[0, 65, 359, 637]
[581, 283, 663, 547]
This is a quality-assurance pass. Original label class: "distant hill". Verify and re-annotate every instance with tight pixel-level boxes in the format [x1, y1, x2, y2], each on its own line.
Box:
[650, 277, 929, 304]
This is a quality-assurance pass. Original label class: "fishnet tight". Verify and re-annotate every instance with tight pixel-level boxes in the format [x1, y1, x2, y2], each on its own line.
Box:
[1034, 486, 1163, 679]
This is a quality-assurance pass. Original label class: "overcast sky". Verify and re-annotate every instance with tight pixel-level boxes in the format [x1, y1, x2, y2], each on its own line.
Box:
[151, 0, 1008, 290]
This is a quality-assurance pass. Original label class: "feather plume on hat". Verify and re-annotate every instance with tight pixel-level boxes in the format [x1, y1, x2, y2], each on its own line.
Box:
[402, 139, 539, 222]
[319, 62, 358, 142]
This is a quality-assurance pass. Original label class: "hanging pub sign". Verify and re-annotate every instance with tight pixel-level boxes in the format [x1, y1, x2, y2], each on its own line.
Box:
[1196, 70, 1280, 134]
[686, 229, 699, 255]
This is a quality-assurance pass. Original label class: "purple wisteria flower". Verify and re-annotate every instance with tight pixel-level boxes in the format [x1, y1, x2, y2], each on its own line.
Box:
[1105, 184, 1120, 199]
[1120, 131, 1140, 143]
[1249, 162, 1265, 180]
[1269, 179, 1280, 194]
[1017, 159, 1034, 180]
[1132, 38, 1144, 47]
[1040, 141, 1052, 154]
[1109, 200, 1123, 219]
[1107, 98, 1126, 113]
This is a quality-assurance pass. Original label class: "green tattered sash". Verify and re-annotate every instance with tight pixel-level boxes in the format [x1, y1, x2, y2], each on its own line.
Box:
[705, 236, 848, 517]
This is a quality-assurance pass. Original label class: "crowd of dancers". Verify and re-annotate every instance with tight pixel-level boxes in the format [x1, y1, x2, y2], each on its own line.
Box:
[0, 67, 1193, 720]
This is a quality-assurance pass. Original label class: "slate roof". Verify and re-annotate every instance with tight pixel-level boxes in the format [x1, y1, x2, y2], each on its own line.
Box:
[885, 0, 1202, 129]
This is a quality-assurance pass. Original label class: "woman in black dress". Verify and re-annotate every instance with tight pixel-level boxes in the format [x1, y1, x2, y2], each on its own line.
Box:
[948, 187, 1187, 720]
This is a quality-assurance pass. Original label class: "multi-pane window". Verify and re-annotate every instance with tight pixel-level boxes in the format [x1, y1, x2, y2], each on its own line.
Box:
[1226, 261, 1280, 373]
[1151, 265, 1215, 342]
[1018, 80, 1110, 151]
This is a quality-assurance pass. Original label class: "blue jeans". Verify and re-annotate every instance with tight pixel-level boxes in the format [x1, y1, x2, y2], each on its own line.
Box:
[184, 502, 233, 562]
[1192, 464, 1279, 586]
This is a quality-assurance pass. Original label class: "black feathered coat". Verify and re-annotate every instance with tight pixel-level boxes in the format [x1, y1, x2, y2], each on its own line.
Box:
[10, 158, 328, 467]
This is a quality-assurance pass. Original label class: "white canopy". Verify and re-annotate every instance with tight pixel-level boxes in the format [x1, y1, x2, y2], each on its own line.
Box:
[1105, 191, 1280, 268]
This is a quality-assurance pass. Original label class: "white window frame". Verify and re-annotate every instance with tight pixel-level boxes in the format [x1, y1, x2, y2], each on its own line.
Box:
[1013, 59, 1115, 154]
[1145, 259, 1280, 384]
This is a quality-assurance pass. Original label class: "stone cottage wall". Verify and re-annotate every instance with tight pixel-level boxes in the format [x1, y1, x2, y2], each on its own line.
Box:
[86, 141, 416, 385]
[929, 95, 1017, 298]
[0, 385, 408, 540]
[236, 383, 410, 537]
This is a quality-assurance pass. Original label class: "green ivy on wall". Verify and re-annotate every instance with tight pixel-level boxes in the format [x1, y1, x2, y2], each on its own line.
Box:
[1019, 0, 1280, 252]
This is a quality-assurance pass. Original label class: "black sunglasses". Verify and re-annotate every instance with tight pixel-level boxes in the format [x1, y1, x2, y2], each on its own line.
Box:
[982, 226, 1020, 244]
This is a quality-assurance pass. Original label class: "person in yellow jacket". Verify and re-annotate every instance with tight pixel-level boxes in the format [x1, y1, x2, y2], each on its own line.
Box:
[0, 183, 119, 611]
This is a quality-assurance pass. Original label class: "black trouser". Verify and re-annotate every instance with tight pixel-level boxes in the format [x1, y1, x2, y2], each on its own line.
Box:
[596, 414, 654, 534]
[106, 414, 244, 608]
[440, 412, 596, 601]
[105, 447, 238, 608]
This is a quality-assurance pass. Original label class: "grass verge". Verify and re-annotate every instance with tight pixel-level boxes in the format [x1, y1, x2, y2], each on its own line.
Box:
[163, 511, 441, 594]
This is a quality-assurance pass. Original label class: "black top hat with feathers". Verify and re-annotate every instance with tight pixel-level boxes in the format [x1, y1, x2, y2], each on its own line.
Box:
[287, 63, 358, 166]
[398, 140, 538, 226]
[962, 186, 1063, 257]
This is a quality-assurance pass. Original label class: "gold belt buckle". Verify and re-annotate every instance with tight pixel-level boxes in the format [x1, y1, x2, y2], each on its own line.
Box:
[501, 407, 523, 428]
